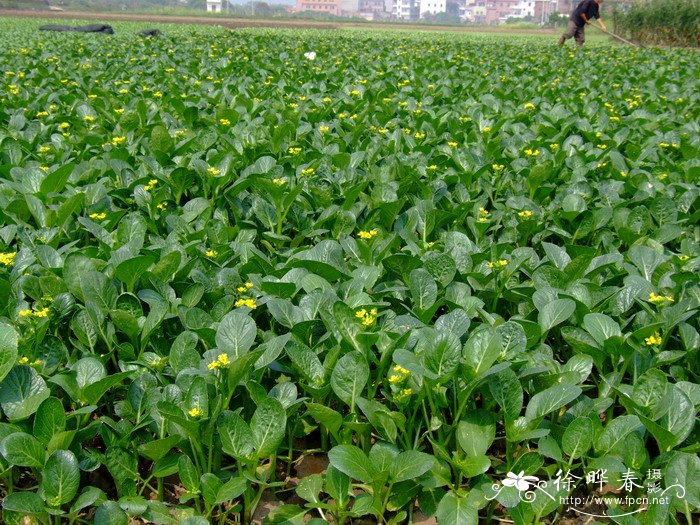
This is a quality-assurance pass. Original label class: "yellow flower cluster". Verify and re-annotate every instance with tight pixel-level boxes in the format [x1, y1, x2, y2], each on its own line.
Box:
[648, 292, 673, 305]
[272, 178, 287, 186]
[288, 147, 302, 155]
[111, 136, 126, 147]
[207, 167, 221, 176]
[427, 165, 438, 171]
[237, 282, 254, 293]
[319, 125, 330, 133]
[677, 255, 690, 261]
[524, 149, 539, 157]
[0, 252, 17, 266]
[659, 142, 679, 149]
[235, 298, 257, 309]
[645, 332, 663, 346]
[205, 250, 217, 258]
[388, 364, 409, 384]
[17, 357, 42, 366]
[492, 164, 505, 171]
[188, 406, 203, 418]
[89, 212, 107, 220]
[597, 144, 607, 150]
[83, 116, 96, 123]
[357, 229, 379, 240]
[355, 308, 378, 327]
[19, 307, 50, 318]
[549, 143, 559, 150]
[523, 103, 535, 110]
[447, 141, 458, 148]
[301, 168, 315, 176]
[518, 210, 533, 219]
[144, 179, 158, 191]
[414, 132, 426, 139]
[207, 353, 231, 370]
[487, 259, 508, 270]
[219, 118, 231, 126]
[39, 146, 51, 153]
[36, 111, 49, 118]
[156, 202, 167, 211]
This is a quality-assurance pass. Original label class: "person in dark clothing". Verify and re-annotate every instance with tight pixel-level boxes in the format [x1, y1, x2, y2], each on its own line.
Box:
[558, 0, 607, 46]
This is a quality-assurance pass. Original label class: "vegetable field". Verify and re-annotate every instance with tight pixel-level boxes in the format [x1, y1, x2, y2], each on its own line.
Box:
[0, 19, 699, 525]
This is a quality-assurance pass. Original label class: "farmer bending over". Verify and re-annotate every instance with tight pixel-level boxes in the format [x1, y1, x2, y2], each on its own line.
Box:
[558, 0, 607, 47]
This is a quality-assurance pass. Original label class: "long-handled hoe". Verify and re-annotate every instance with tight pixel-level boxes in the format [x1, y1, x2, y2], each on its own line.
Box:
[591, 24, 645, 48]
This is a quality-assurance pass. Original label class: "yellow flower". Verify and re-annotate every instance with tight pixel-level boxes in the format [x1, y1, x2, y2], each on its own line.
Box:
[114, 108, 124, 114]
[492, 164, 505, 171]
[477, 217, 488, 223]
[83, 116, 96, 123]
[34, 308, 50, 318]
[549, 143, 559, 150]
[88, 94, 97, 99]
[36, 111, 49, 118]
[301, 168, 315, 176]
[235, 298, 257, 309]
[144, 179, 158, 191]
[39, 166, 49, 172]
[388, 375, 403, 384]
[219, 118, 231, 126]
[523, 103, 535, 110]
[486, 259, 508, 269]
[355, 309, 367, 319]
[205, 250, 217, 258]
[518, 210, 533, 219]
[678, 255, 690, 261]
[153, 91, 162, 98]
[217, 353, 230, 366]
[648, 292, 670, 305]
[393, 365, 409, 375]
[89, 212, 107, 220]
[272, 178, 287, 186]
[207, 167, 221, 176]
[524, 149, 539, 157]
[59, 122, 70, 129]
[288, 147, 302, 155]
[479, 207, 489, 216]
[447, 141, 458, 148]
[597, 144, 607, 150]
[156, 202, 167, 210]
[188, 407, 203, 418]
[119, 88, 128, 94]
[18, 356, 29, 364]
[322, 97, 332, 103]
[39, 146, 51, 153]
[18, 309, 34, 318]
[32, 359, 42, 366]
[427, 165, 438, 171]
[111, 136, 126, 146]
[319, 125, 330, 133]
[414, 132, 425, 139]
[645, 332, 663, 346]
[350, 90, 360, 96]
[377, 128, 389, 134]
[357, 229, 379, 240]
[482, 127, 492, 133]
[0, 252, 17, 266]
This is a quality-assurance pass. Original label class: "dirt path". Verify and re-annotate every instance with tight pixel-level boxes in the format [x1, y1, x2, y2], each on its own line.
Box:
[0, 9, 559, 34]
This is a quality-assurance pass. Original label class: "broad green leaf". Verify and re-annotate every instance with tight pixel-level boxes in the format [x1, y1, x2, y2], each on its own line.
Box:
[457, 410, 496, 457]
[594, 415, 643, 454]
[328, 445, 374, 484]
[463, 328, 502, 377]
[562, 417, 593, 459]
[178, 455, 199, 493]
[0, 322, 18, 383]
[216, 311, 256, 358]
[537, 299, 576, 333]
[330, 351, 369, 408]
[1, 491, 46, 515]
[390, 450, 434, 482]
[0, 432, 45, 467]
[0, 365, 50, 421]
[488, 368, 523, 420]
[42, 450, 80, 506]
[423, 331, 462, 382]
[436, 493, 478, 525]
[251, 397, 287, 458]
[94, 501, 129, 525]
[218, 411, 254, 459]
[583, 313, 621, 345]
[409, 268, 438, 311]
[33, 397, 66, 445]
[524, 384, 581, 422]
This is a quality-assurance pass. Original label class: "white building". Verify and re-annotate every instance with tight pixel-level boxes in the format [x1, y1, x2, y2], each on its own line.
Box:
[207, 0, 222, 12]
[393, 0, 415, 20]
[509, 0, 535, 19]
[419, 0, 446, 17]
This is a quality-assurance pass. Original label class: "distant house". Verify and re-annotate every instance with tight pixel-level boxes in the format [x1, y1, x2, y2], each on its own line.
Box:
[207, 0, 223, 13]
[295, 0, 341, 15]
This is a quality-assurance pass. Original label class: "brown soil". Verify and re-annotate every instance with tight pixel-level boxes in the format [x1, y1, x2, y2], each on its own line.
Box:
[0, 9, 559, 34]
